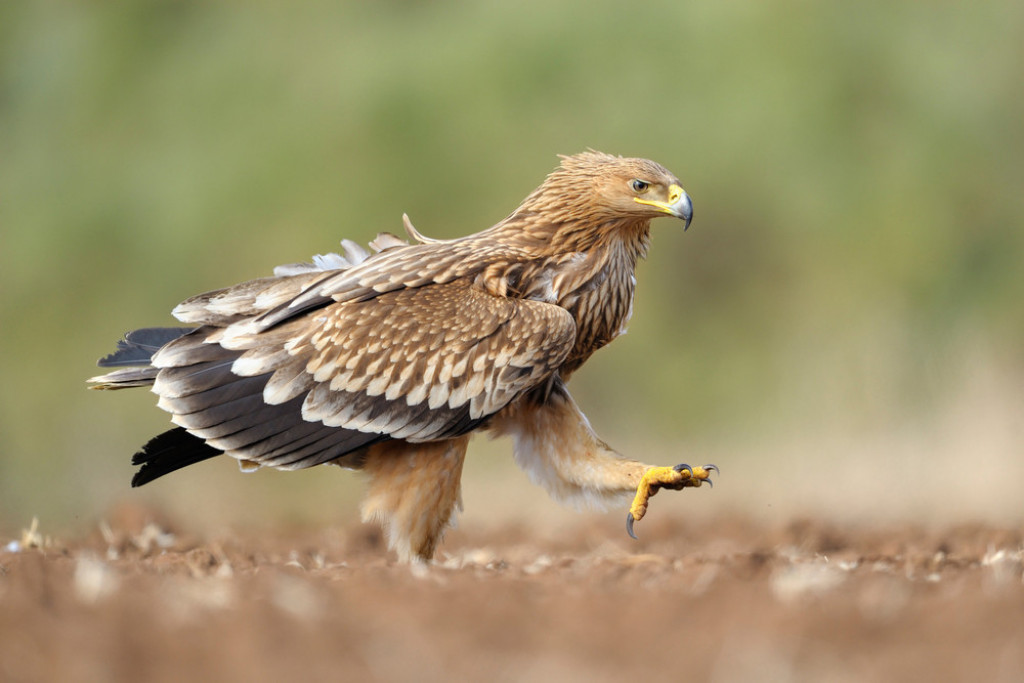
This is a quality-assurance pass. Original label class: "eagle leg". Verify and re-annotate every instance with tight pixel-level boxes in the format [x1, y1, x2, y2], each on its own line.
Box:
[359, 436, 470, 563]
[626, 464, 718, 540]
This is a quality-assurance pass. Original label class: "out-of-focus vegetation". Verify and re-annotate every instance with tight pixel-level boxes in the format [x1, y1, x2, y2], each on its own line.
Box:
[2, 1, 1022, 532]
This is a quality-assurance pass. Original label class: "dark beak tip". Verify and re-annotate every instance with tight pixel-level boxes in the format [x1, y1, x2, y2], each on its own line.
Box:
[676, 194, 693, 230]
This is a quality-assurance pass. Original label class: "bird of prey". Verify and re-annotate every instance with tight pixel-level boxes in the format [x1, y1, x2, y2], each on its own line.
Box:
[89, 151, 716, 562]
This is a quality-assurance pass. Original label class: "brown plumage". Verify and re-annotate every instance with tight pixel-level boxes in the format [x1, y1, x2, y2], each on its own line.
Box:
[90, 151, 714, 562]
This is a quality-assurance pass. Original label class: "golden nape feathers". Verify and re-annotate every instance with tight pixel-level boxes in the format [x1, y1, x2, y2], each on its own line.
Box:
[90, 151, 712, 563]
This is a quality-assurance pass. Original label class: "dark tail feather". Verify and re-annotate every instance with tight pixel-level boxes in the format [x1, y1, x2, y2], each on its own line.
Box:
[98, 327, 196, 367]
[131, 427, 223, 487]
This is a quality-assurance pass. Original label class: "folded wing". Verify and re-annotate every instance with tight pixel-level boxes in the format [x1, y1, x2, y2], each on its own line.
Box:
[149, 278, 576, 471]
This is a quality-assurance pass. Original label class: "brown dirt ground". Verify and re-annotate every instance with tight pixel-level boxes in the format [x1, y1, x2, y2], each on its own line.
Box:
[2, 505, 1023, 683]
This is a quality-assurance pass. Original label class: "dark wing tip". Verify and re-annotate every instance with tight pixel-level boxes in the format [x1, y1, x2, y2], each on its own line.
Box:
[130, 427, 222, 487]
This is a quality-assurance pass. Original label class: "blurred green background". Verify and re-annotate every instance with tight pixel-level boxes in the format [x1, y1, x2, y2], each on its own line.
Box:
[2, 0, 1022, 536]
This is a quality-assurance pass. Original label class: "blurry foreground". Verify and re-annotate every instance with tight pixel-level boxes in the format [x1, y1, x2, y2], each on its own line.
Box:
[2, 510, 1023, 683]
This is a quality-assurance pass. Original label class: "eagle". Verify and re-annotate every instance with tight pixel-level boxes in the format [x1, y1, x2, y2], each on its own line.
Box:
[89, 151, 716, 562]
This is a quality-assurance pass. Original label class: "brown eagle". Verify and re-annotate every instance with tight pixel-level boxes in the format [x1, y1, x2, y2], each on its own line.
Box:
[89, 151, 716, 562]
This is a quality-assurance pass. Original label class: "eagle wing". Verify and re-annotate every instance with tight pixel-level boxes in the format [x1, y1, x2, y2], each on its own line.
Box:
[149, 273, 576, 470]
[173, 239, 518, 331]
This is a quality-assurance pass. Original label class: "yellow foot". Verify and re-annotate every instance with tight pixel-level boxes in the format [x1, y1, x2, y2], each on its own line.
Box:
[626, 463, 718, 540]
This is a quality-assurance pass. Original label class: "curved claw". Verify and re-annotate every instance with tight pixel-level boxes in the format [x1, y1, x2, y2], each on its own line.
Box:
[626, 512, 638, 540]
[672, 463, 693, 475]
[704, 464, 720, 474]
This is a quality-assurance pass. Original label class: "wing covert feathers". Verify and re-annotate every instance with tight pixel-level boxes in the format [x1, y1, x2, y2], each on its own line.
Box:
[152, 279, 576, 466]
[170, 221, 455, 329]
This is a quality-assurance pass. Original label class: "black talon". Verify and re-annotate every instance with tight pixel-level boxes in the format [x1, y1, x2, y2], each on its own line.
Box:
[672, 463, 693, 475]
[626, 512, 638, 540]
[704, 464, 720, 474]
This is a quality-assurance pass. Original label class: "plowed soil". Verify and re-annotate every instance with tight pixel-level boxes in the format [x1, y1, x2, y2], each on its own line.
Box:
[2, 506, 1023, 683]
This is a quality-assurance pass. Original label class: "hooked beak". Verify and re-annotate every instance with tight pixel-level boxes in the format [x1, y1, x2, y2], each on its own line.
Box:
[634, 183, 693, 230]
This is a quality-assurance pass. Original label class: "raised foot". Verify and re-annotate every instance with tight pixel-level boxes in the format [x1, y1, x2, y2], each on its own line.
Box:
[626, 463, 718, 540]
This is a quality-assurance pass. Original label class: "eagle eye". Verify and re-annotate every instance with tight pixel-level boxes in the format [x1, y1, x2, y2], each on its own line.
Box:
[630, 179, 650, 193]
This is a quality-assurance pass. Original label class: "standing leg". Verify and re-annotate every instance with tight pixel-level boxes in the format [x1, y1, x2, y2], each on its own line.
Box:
[360, 436, 470, 563]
